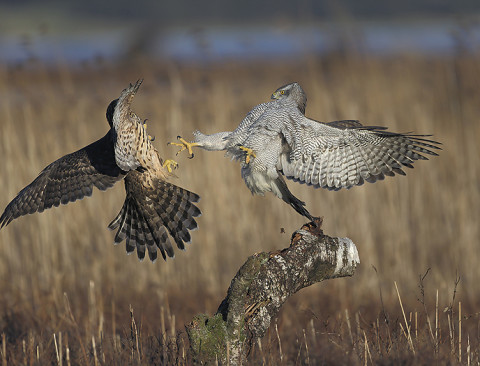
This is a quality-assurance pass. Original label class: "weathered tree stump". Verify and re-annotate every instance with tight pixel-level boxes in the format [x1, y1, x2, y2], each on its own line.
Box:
[186, 219, 360, 365]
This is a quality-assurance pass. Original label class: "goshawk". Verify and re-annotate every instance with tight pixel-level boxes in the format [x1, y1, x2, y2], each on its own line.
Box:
[170, 82, 440, 220]
[1, 80, 201, 262]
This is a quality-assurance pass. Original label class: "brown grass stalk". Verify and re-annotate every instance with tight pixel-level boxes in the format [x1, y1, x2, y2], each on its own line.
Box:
[394, 281, 415, 354]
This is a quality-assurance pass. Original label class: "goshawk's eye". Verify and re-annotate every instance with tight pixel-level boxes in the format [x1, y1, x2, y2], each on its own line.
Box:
[280, 90, 285, 95]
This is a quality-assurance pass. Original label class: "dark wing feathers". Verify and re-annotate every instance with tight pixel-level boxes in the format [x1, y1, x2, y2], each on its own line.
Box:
[108, 170, 201, 262]
[280, 116, 441, 190]
[0, 131, 124, 228]
[125, 205, 137, 255]
[326, 119, 364, 129]
[131, 207, 146, 260]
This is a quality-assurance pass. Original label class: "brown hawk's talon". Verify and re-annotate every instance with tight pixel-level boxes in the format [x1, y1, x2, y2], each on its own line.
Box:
[162, 159, 178, 173]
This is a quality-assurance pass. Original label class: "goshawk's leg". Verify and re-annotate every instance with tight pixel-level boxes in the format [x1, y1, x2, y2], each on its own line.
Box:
[168, 136, 199, 159]
[239, 146, 256, 164]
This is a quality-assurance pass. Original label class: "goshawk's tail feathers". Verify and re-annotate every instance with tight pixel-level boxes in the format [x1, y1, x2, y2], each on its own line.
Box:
[275, 175, 315, 222]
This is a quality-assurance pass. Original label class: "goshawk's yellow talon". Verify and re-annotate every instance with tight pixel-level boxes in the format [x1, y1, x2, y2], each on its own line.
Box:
[148, 135, 155, 142]
[167, 136, 199, 159]
[162, 159, 178, 173]
[142, 119, 148, 128]
[239, 146, 256, 164]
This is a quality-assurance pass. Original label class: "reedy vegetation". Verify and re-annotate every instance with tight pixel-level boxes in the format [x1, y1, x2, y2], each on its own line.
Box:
[0, 53, 478, 364]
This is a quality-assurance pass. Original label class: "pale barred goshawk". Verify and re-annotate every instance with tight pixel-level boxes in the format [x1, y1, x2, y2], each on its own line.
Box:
[171, 82, 440, 220]
[0, 80, 201, 262]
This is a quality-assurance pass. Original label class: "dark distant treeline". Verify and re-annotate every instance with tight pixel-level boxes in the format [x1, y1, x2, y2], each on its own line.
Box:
[3, 0, 480, 25]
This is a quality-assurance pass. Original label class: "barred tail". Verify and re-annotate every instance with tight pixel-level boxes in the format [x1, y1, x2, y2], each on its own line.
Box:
[108, 173, 201, 262]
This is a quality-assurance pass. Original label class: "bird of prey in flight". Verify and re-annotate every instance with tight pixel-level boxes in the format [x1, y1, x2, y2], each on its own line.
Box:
[0, 80, 201, 262]
[170, 82, 440, 220]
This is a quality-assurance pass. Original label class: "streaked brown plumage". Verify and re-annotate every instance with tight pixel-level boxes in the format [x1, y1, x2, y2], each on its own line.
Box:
[0, 80, 201, 262]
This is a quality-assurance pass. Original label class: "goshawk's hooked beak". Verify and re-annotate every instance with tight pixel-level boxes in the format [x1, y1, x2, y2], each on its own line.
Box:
[271, 91, 281, 100]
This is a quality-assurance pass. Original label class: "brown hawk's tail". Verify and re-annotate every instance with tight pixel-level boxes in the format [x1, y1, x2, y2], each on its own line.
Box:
[108, 172, 201, 262]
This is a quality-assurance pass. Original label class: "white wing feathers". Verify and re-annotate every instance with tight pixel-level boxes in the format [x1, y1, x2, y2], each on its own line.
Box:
[226, 102, 271, 148]
[278, 114, 441, 191]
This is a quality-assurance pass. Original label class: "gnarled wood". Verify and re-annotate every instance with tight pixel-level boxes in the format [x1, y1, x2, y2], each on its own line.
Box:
[186, 219, 360, 365]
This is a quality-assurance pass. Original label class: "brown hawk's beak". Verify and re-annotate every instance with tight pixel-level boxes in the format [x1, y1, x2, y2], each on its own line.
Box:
[115, 79, 144, 117]
[131, 79, 143, 94]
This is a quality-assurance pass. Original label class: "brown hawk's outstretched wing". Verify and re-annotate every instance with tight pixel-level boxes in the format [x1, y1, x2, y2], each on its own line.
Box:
[108, 170, 201, 262]
[0, 130, 125, 228]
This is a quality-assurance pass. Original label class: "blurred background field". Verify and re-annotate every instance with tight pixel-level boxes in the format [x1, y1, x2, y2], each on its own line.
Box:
[0, 1, 480, 364]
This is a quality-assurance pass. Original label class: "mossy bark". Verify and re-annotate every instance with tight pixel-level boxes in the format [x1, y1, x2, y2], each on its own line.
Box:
[186, 219, 360, 365]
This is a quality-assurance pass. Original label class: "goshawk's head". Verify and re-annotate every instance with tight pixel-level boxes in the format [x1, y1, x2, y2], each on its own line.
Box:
[271, 82, 307, 114]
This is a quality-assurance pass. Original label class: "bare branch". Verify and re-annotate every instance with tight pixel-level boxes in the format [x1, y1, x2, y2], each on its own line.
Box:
[186, 219, 360, 365]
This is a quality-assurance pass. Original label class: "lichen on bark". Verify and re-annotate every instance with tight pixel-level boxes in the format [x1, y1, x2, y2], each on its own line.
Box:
[185, 219, 360, 365]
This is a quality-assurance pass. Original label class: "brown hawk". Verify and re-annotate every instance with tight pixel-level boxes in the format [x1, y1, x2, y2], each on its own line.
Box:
[0, 80, 201, 262]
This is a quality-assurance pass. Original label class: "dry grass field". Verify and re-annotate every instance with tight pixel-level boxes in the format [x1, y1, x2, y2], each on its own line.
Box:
[0, 51, 479, 364]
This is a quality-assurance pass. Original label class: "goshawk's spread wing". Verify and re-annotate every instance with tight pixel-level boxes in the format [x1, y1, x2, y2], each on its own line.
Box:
[227, 102, 271, 147]
[278, 115, 441, 190]
[0, 131, 125, 228]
